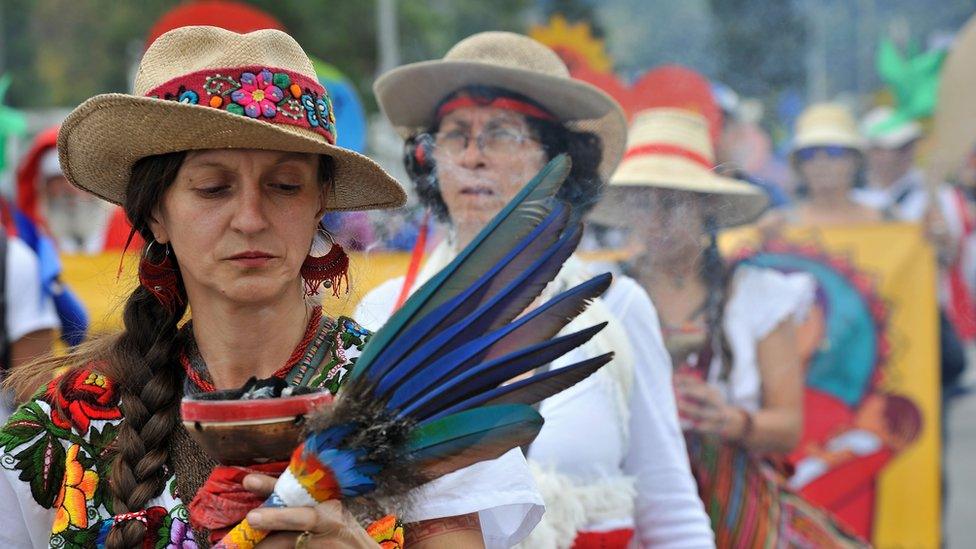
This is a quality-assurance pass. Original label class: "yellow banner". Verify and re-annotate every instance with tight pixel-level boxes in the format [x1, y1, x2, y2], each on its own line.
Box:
[722, 223, 941, 547]
[59, 251, 414, 334]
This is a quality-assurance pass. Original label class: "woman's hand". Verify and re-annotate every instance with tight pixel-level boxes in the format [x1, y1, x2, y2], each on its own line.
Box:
[673, 371, 731, 436]
[243, 473, 378, 548]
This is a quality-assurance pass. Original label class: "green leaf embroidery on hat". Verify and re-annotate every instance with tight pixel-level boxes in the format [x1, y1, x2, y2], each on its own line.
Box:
[273, 72, 291, 89]
[203, 74, 240, 97]
[278, 97, 304, 121]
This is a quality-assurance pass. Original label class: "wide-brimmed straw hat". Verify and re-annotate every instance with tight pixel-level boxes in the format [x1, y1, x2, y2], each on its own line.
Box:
[591, 108, 768, 228]
[791, 102, 864, 153]
[373, 31, 627, 181]
[58, 25, 405, 211]
[861, 106, 922, 149]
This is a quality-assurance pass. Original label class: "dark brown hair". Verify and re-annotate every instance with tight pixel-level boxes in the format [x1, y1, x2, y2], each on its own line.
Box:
[404, 85, 604, 225]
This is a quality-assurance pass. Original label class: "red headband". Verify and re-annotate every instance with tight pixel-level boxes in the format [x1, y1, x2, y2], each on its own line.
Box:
[436, 95, 556, 121]
[146, 65, 336, 143]
[623, 143, 713, 169]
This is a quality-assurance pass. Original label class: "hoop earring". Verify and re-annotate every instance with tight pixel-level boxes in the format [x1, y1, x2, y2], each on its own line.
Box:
[301, 226, 349, 297]
[139, 240, 184, 312]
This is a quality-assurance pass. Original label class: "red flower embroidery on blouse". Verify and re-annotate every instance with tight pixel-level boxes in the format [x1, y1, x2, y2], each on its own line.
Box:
[43, 369, 122, 434]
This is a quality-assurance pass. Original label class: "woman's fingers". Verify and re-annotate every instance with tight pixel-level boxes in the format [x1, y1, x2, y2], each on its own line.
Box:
[247, 500, 345, 533]
[243, 473, 278, 497]
[250, 501, 378, 548]
[677, 393, 726, 434]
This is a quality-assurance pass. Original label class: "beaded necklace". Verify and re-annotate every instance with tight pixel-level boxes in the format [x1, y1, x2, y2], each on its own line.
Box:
[179, 306, 330, 393]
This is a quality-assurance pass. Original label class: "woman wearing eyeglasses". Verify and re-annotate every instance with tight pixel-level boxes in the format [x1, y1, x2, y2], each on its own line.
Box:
[790, 103, 882, 225]
[357, 32, 714, 548]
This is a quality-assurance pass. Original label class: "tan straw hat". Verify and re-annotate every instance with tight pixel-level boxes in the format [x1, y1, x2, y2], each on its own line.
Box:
[373, 31, 627, 181]
[929, 12, 976, 184]
[57, 26, 405, 211]
[791, 102, 864, 152]
[591, 108, 768, 228]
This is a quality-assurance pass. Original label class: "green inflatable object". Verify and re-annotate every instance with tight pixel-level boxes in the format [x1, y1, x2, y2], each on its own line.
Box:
[875, 38, 946, 134]
[0, 74, 27, 173]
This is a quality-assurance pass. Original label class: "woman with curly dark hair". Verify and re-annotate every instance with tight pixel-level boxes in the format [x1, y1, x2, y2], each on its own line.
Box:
[356, 32, 713, 548]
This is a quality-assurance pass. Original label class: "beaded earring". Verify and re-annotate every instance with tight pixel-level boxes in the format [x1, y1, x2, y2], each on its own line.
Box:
[301, 225, 349, 297]
[139, 240, 184, 312]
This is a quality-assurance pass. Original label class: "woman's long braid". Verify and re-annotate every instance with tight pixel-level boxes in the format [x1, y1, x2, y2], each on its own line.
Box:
[100, 153, 188, 548]
[700, 215, 733, 381]
[105, 276, 187, 547]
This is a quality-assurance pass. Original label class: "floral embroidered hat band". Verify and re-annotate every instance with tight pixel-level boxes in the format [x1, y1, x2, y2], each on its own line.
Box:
[57, 26, 405, 211]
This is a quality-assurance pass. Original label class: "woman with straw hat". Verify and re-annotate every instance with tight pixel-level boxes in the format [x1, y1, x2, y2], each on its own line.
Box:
[0, 26, 550, 548]
[358, 31, 713, 548]
[592, 107, 868, 547]
[789, 103, 882, 226]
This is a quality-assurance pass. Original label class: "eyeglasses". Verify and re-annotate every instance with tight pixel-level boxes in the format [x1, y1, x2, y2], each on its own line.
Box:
[434, 127, 538, 157]
[795, 146, 853, 162]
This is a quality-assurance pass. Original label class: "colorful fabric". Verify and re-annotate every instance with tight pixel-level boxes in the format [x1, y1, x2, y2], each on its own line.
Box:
[436, 94, 556, 121]
[188, 461, 288, 543]
[147, 66, 337, 143]
[0, 308, 372, 548]
[13, 125, 59, 228]
[685, 433, 868, 549]
[570, 528, 633, 548]
[367, 514, 405, 548]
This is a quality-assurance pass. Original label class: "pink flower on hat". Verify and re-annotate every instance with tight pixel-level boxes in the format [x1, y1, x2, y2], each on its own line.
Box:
[230, 69, 284, 118]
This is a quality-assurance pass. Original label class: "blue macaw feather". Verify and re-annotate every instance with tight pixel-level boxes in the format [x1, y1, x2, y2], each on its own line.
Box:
[312, 447, 377, 497]
[396, 322, 608, 419]
[416, 203, 571, 339]
[367, 202, 569, 389]
[307, 424, 356, 453]
[382, 272, 610, 408]
[285, 154, 621, 503]
[478, 274, 611, 364]
[402, 226, 583, 381]
[423, 352, 614, 422]
[375, 224, 581, 398]
[350, 155, 571, 380]
[406, 404, 543, 477]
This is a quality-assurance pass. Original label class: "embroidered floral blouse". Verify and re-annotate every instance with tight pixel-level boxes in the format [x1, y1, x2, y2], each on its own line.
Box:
[0, 309, 540, 548]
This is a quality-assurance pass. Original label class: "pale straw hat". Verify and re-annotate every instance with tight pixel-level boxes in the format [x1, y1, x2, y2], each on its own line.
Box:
[57, 26, 405, 211]
[591, 108, 768, 228]
[373, 31, 627, 181]
[861, 106, 922, 149]
[929, 12, 976, 183]
[791, 102, 864, 152]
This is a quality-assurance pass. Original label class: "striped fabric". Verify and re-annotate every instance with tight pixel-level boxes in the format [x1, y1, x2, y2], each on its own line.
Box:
[685, 433, 870, 549]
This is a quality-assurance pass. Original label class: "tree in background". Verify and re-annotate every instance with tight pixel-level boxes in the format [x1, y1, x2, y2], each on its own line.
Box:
[707, 0, 807, 98]
[0, 0, 532, 111]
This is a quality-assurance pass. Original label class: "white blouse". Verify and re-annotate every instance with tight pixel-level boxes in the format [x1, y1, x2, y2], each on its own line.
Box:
[356, 252, 714, 548]
[715, 265, 817, 411]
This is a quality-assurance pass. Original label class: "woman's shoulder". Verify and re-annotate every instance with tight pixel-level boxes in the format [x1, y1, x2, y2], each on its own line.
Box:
[1, 364, 122, 510]
[729, 264, 817, 338]
[352, 276, 405, 331]
[603, 275, 657, 321]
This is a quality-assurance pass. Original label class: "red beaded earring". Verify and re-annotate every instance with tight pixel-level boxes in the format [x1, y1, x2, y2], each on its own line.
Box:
[139, 240, 184, 312]
[301, 227, 349, 297]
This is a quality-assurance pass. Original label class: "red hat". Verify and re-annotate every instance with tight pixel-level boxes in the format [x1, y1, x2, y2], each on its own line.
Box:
[145, 0, 285, 50]
[14, 125, 60, 226]
[631, 65, 723, 146]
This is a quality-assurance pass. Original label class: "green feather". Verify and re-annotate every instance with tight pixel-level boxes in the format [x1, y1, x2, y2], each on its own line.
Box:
[351, 154, 572, 379]
[407, 404, 543, 478]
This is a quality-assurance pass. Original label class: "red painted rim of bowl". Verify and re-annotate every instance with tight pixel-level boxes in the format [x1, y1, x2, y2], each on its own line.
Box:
[181, 392, 334, 423]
